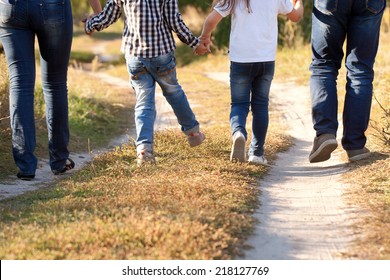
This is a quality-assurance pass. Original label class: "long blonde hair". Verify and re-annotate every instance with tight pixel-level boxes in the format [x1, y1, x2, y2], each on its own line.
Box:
[212, 0, 252, 14]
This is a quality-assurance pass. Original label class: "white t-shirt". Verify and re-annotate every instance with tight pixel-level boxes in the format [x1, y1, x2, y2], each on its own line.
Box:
[0, 0, 10, 4]
[214, 0, 293, 62]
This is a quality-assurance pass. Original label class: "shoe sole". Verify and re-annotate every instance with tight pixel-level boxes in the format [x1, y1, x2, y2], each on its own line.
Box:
[230, 135, 246, 163]
[248, 160, 270, 167]
[309, 139, 338, 163]
[348, 152, 371, 162]
[17, 174, 35, 181]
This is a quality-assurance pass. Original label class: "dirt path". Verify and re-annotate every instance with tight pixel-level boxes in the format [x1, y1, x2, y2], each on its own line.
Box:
[206, 72, 359, 260]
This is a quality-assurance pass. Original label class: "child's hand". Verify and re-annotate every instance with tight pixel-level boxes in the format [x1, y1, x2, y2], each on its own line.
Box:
[194, 37, 211, 56]
[82, 16, 93, 35]
[194, 35, 211, 55]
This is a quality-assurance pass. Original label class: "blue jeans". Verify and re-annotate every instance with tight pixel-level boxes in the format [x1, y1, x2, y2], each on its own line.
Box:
[310, 0, 385, 150]
[230, 61, 275, 157]
[0, 0, 73, 175]
[126, 52, 199, 153]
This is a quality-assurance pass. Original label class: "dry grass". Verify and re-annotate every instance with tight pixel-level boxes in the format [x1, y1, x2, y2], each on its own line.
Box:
[344, 157, 390, 259]
[343, 31, 390, 259]
[0, 61, 291, 259]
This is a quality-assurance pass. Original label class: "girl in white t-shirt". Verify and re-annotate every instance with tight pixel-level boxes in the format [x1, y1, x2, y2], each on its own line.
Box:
[199, 0, 303, 165]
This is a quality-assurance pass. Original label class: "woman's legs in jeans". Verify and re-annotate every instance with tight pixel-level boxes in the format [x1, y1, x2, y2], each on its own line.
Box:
[0, 0, 73, 175]
[0, 27, 38, 175]
[36, 0, 73, 171]
[0, 0, 37, 175]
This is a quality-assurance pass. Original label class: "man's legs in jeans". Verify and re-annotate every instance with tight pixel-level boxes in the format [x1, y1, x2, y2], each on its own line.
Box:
[309, 1, 346, 163]
[342, 1, 384, 152]
[310, 0, 385, 163]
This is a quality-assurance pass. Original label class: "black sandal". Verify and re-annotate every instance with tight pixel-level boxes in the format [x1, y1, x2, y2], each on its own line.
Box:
[16, 172, 35, 181]
[52, 158, 75, 175]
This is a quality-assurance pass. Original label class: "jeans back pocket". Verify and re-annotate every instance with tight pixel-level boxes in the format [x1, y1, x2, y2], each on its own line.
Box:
[41, 0, 65, 24]
[366, 0, 385, 14]
[315, 0, 338, 14]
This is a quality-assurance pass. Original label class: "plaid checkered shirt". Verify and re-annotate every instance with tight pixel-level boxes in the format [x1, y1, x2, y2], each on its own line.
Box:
[85, 0, 200, 58]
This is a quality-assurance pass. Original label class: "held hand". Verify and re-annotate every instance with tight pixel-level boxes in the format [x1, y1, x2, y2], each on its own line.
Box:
[199, 36, 211, 53]
[194, 42, 209, 56]
[194, 36, 211, 56]
[82, 14, 93, 35]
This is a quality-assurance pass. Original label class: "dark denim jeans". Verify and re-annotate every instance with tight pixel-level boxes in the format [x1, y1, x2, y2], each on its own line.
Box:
[310, 0, 386, 150]
[230, 61, 275, 157]
[0, 0, 73, 175]
[126, 51, 199, 153]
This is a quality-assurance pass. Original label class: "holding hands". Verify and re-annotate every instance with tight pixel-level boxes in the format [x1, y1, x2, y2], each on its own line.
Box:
[194, 35, 211, 56]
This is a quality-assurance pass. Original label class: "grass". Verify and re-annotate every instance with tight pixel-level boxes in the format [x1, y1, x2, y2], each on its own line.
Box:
[0, 60, 291, 259]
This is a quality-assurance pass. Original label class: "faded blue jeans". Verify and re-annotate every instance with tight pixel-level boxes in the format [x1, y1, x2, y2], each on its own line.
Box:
[310, 0, 386, 151]
[0, 0, 73, 175]
[230, 61, 275, 157]
[126, 51, 199, 153]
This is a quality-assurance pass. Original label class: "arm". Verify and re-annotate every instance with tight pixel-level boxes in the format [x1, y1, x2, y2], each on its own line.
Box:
[88, 0, 102, 14]
[287, 0, 304, 22]
[200, 10, 223, 47]
[194, 10, 223, 55]
[164, 0, 199, 48]
[85, 0, 122, 35]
